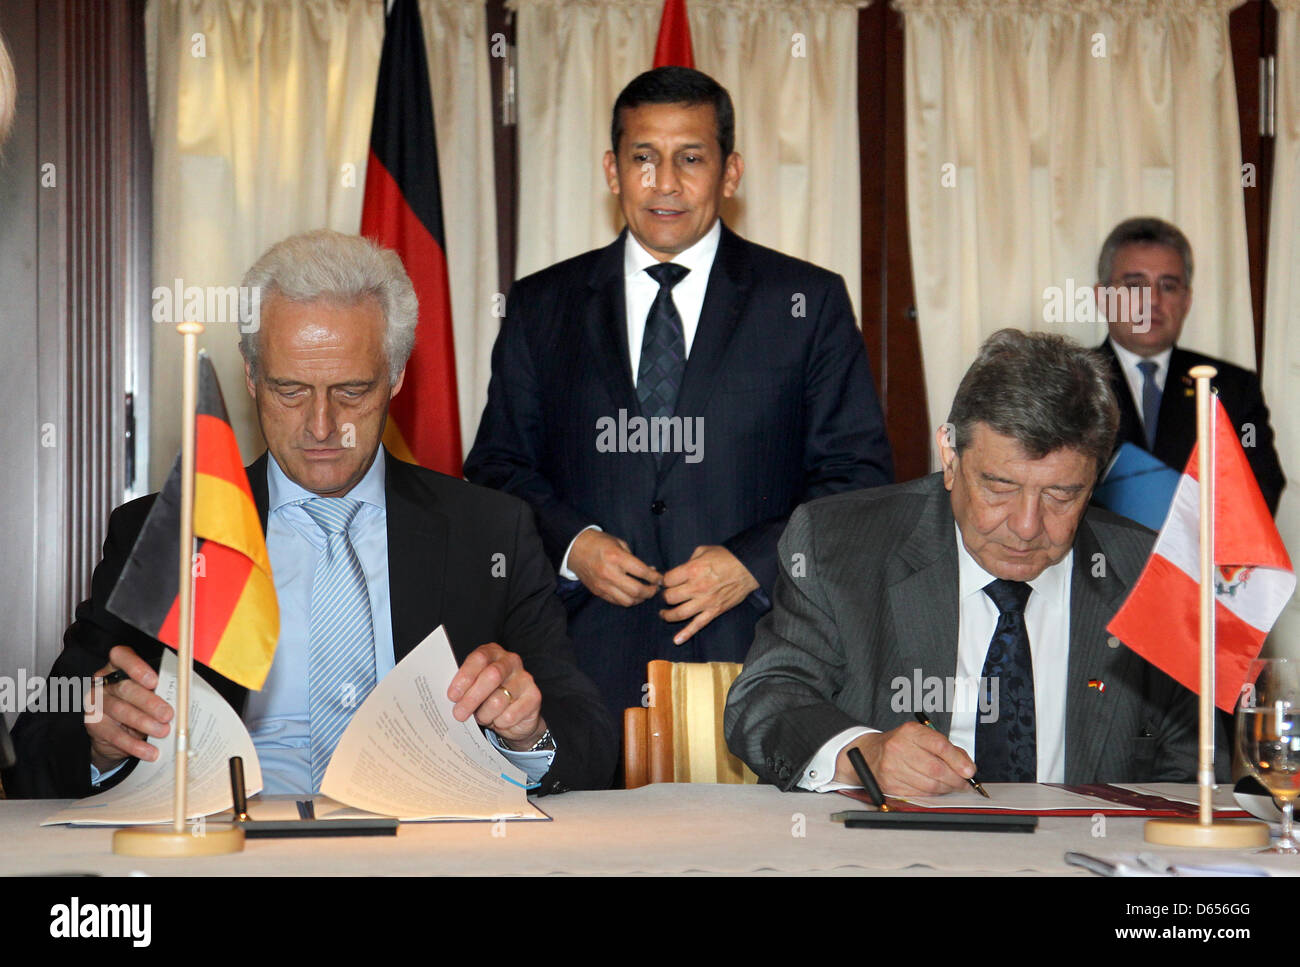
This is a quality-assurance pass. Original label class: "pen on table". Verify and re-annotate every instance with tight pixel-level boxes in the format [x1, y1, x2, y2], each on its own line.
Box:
[912, 710, 990, 799]
[845, 746, 889, 811]
[228, 756, 250, 822]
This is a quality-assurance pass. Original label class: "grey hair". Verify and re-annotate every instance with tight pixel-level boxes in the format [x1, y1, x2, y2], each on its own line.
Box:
[1097, 216, 1194, 287]
[239, 229, 418, 384]
[0, 33, 15, 147]
[946, 329, 1118, 475]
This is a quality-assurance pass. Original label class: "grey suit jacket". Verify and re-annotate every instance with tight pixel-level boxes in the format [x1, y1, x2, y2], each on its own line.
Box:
[724, 474, 1218, 789]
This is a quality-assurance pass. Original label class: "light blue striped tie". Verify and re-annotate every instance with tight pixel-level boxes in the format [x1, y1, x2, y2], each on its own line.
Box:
[302, 497, 376, 793]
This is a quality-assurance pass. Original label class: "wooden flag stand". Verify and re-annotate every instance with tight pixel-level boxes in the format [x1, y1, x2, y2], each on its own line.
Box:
[1144, 366, 1267, 849]
[113, 322, 245, 857]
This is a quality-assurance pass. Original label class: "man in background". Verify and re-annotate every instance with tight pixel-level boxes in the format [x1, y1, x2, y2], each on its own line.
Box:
[465, 66, 893, 716]
[1095, 216, 1284, 513]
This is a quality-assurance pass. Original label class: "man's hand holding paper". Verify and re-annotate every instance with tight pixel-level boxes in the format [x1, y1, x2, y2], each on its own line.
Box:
[86, 645, 172, 773]
[448, 642, 547, 751]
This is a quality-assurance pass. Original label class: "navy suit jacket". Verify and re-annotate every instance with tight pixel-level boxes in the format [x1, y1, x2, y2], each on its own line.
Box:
[1099, 340, 1285, 514]
[3, 451, 618, 798]
[464, 224, 894, 712]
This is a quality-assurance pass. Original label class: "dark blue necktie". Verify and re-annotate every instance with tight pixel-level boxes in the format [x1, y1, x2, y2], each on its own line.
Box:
[637, 263, 689, 423]
[976, 579, 1036, 782]
[1137, 359, 1161, 450]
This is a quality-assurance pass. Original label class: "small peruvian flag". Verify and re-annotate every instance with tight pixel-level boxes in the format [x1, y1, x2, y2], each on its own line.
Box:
[1108, 396, 1295, 712]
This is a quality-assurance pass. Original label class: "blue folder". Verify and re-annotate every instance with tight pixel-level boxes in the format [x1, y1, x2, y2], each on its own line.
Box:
[1093, 442, 1181, 531]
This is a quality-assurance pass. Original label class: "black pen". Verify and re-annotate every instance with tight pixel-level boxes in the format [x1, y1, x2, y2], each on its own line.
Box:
[845, 746, 889, 811]
[913, 711, 990, 798]
[228, 756, 250, 822]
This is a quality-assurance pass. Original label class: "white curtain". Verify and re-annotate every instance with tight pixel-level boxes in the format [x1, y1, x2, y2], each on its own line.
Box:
[1264, 0, 1300, 654]
[511, 0, 867, 321]
[897, 0, 1255, 461]
[145, 0, 498, 487]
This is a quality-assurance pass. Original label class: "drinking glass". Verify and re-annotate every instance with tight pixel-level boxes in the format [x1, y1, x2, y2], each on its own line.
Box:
[1238, 658, 1300, 854]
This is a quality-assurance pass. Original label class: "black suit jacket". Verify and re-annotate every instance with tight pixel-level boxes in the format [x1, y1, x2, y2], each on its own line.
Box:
[3, 451, 618, 799]
[464, 224, 894, 712]
[1100, 340, 1285, 513]
[725, 475, 1217, 789]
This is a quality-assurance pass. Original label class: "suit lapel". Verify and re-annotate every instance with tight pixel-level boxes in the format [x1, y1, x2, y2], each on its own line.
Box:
[1154, 347, 1196, 467]
[584, 231, 658, 479]
[583, 232, 641, 415]
[1099, 339, 1144, 450]
[883, 479, 961, 737]
[657, 223, 752, 478]
[383, 453, 450, 661]
[247, 452, 270, 530]
[1064, 517, 1132, 781]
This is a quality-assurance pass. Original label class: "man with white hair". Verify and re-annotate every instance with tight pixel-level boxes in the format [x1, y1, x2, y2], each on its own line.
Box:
[4, 230, 618, 798]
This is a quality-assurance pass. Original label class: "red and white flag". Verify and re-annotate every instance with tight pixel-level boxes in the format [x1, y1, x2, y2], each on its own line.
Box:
[1108, 397, 1295, 712]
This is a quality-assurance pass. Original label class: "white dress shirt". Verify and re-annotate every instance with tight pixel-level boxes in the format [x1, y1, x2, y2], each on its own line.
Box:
[800, 525, 1074, 791]
[557, 220, 723, 579]
[1109, 340, 1172, 437]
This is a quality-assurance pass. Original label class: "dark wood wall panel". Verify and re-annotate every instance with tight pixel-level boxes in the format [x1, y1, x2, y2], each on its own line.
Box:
[859, 2, 929, 483]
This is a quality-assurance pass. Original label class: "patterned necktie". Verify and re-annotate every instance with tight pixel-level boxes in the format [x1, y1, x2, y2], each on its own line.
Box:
[1137, 359, 1161, 450]
[302, 496, 376, 793]
[636, 262, 690, 423]
[976, 579, 1036, 782]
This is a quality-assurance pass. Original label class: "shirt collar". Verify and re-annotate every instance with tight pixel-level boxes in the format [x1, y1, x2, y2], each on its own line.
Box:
[954, 521, 1072, 605]
[1109, 338, 1173, 378]
[622, 218, 722, 281]
[267, 449, 387, 514]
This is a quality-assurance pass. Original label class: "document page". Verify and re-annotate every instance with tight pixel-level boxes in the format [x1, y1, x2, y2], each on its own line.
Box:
[321, 627, 544, 821]
[44, 650, 263, 826]
[889, 783, 1142, 811]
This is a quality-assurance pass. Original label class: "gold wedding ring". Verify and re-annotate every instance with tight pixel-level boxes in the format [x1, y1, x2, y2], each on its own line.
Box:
[500, 687, 513, 702]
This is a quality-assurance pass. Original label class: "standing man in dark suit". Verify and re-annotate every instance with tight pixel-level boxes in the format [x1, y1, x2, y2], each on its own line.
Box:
[464, 67, 893, 715]
[726, 330, 1213, 794]
[4, 230, 617, 799]
[1094, 216, 1284, 513]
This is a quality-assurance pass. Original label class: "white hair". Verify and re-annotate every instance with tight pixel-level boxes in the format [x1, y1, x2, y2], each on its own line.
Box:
[239, 229, 419, 384]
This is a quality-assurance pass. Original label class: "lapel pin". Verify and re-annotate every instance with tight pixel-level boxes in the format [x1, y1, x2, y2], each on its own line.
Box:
[1088, 679, 1106, 693]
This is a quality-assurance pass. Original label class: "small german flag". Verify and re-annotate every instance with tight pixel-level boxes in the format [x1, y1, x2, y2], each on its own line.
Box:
[107, 352, 278, 691]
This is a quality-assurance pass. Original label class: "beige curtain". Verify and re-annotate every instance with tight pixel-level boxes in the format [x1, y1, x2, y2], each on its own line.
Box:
[897, 0, 1255, 460]
[145, 0, 497, 487]
[1264, 0, 1300, 653]
[511, 0, 867, 321]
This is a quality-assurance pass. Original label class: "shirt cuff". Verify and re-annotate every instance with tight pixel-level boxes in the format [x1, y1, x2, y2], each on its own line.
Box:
[558, 525, 602, 581]
[486, 729, 557, 787]
[796, 726, 877, 792]
[90, 759, 130, 787]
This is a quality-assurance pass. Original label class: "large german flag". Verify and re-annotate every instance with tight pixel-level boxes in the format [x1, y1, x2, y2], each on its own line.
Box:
[361, 0, 462, 476]
[107, 353, 278, 691]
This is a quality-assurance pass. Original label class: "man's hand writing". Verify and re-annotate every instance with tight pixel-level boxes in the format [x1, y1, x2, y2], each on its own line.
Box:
[447, 642, 547, 750]
[568, 529, 661, 607]
[85, 645, 174, 773]
[835, 723, 975, 796]
[659, 545, 759, 644]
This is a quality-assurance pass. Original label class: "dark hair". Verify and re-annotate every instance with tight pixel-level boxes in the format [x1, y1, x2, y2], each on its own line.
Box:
[610, 66, 735, 158]
[946, 329, 1119, 474]
[1097, 216, 1194, 286]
